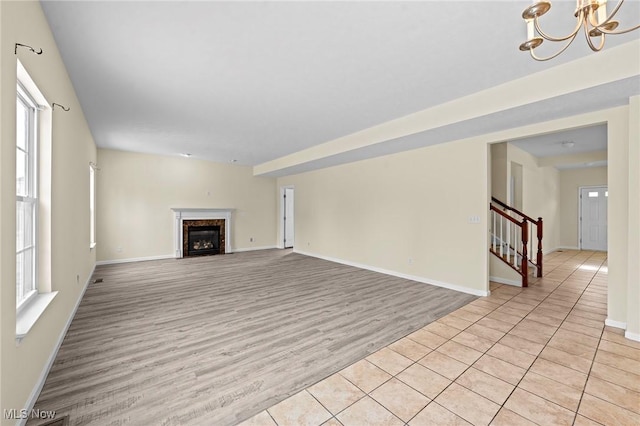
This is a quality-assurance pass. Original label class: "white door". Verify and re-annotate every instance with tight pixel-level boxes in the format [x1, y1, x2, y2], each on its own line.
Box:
[580, 186, 607, 251]
[284, 188, 295, 248]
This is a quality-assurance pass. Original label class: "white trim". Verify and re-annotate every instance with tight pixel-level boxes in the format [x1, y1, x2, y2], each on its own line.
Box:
[96, 254, 174, 266]
[233, 245, 278, 253]
[489, 276, 522, 287]
[278, 185, 294, 249]
[543, 247, 564, 255]
[555, 246, 580, 251]
[294, 249, 489, 297]
[605, 318, 627, 330]
[16, 292, 58, 341]
[19, 265, 95, 426]
[171, 208, 233, 257]
[625, 331, 640, 342]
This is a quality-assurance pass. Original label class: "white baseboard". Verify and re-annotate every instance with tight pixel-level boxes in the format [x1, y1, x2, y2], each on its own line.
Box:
[489, 276, 522, 287]
[605, 318, 627, 330]
[625, 331, 640, 342]
[20, 265, 95, 426]
[294, 249, 489, 297]
[97, 247, 280, 264]
[555, 246, 580, 251]
[233, 245, 277, 253]
[96, 254, 174, 265]
[544, 247, 561, 254]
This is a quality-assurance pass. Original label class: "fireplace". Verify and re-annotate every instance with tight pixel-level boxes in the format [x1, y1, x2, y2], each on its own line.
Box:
[182, 219, 226, 257]
[172, 208, 232, 258]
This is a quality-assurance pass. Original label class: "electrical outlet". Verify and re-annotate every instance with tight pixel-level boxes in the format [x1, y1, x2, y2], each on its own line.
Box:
[250, 237, 254, 242]
[76, 274, 80, 284]
[408, 258, 414, 264]
[116, 246, 123, 253]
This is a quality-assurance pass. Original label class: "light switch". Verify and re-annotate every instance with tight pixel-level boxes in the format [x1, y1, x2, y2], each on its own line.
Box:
[468, 215, 481, 224]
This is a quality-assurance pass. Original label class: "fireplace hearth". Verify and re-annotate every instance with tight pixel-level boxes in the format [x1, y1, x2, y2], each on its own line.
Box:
[182, 219, 226, 257]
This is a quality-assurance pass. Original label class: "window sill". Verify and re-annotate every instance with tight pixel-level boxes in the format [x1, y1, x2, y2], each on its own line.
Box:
[16, 291, 58, 344]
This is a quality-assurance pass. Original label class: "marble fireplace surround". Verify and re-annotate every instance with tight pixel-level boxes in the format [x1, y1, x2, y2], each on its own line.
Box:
[172, 208, 233, 258]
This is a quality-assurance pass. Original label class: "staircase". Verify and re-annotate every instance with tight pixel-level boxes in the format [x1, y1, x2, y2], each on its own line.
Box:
[489, 197, 543, 287]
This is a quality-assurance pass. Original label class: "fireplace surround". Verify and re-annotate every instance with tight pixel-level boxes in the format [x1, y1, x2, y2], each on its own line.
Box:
[172, 208, 233, 258]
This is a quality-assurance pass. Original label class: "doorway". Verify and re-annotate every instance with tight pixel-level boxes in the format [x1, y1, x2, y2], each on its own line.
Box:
[283, 187, 294, 248]
[579, 186, 608, 251]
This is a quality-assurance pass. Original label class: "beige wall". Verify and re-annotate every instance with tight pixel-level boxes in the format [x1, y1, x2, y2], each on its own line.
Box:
[97, 149, 277, 262]
[490, 143, 507, 202]
[277, 139, 490, 296]
[506, 144, 561, 253]
[1, 1, 97, 421]
[559, 167, 608, 249]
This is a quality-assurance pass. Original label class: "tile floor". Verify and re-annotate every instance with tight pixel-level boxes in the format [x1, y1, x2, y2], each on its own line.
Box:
[239, 250, 640, 426]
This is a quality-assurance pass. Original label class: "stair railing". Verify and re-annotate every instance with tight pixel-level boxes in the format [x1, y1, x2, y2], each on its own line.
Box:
[490, 205, 529, 287]
[491, 197, 543, 278]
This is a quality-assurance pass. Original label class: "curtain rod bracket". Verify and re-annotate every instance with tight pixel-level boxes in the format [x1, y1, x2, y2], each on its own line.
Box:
[15, 43, 43, 55]
[52, 103, 70, 112]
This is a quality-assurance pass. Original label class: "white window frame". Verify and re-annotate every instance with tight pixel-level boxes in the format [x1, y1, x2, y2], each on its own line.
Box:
[15, 60, 58, 343]
[16, 83, 39, 312]
[90, 163, 97, 249]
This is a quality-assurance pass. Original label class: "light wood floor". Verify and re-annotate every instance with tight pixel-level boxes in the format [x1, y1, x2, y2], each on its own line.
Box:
[30, 249, 476, 425]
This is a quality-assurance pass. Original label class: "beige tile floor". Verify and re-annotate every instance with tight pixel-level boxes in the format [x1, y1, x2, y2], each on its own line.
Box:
[239, 250, 640, 426]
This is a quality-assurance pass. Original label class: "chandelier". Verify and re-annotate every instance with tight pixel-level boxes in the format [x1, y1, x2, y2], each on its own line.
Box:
[519, 0, 640, 61]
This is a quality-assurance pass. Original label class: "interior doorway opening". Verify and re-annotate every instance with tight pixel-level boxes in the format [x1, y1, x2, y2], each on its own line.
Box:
[282, 187, 295, 249]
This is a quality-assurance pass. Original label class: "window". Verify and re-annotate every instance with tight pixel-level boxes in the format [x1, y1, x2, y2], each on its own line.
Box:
[588, 191, 599, 198]
[15, 60, 57, 342]
[16, 84, 38, 309]
[90, 164, 96, 248]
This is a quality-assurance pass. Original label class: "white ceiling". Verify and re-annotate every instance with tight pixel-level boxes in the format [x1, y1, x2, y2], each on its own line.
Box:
[40, 1, 640, 168]
[510, 124, 607, 157]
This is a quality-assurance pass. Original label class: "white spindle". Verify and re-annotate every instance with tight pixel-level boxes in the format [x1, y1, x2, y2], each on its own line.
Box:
[500, 216, 504, 257]
[507, 222, 511, 264]
[492, 211, 496, 251]
[515, 224, 520, 268]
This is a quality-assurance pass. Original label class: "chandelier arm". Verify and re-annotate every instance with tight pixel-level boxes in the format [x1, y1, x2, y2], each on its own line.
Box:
[599, 0, 625, 25]
[584, 18, 606, 51]
[598, 23, 640, 35]
[529, 31, 579, 61]
[533, 11, 584, 42]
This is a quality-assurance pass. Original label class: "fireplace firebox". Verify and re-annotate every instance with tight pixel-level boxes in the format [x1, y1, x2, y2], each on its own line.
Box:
[182, 219, 226, 257]
[187, 225, 220, 256]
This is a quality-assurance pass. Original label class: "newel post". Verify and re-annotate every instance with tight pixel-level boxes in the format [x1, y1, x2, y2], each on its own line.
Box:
[536, 217, 543, 277]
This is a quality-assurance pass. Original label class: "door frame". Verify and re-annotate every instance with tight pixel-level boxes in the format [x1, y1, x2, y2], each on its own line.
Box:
[279, 185, 295, 249]
[578, 185, 608, 251]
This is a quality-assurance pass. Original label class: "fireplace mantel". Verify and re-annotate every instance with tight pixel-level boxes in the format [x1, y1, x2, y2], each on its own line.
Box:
[172, 208, 233, 258]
